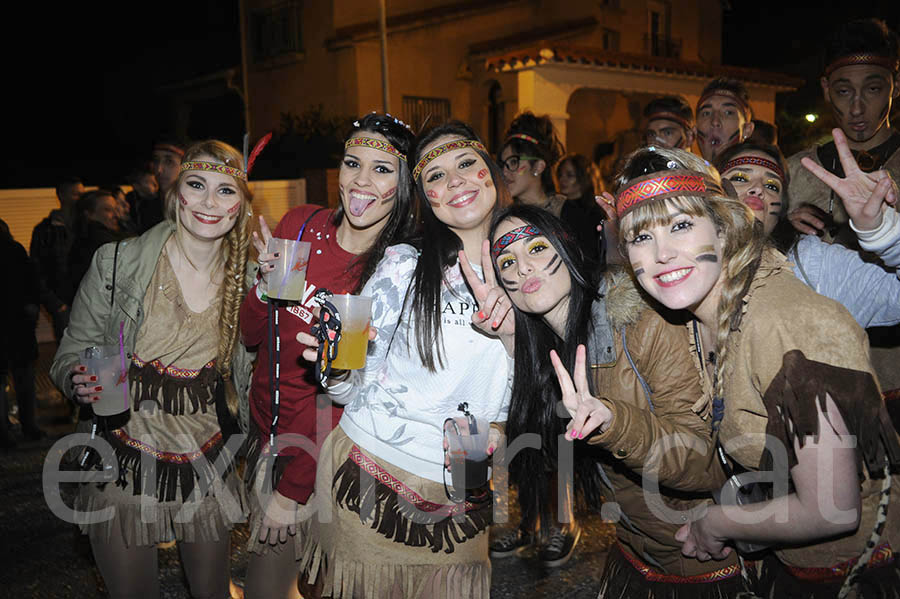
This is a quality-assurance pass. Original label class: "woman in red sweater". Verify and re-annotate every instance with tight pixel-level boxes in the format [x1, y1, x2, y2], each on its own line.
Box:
[239, 113, 415, 598]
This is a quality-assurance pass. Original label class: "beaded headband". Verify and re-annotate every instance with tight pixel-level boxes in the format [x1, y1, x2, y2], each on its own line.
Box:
[413, 139, 487, 180]
[696, 89, 751, 119]
[615, 169, 725, 218]
[824, 53, 900, 78]
[344, 136, 406, 162]
[491, 225, 542, 258]
[721, 155, 784, 181]
[180, 161, 248, 181]
[154, 143, 185, 157]
[506, 133, 540, 146]
[646, 110, 694, 130]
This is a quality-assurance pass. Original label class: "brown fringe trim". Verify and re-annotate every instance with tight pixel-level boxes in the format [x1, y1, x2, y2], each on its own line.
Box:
[128, 360, 218, 416]
[758, 553, 900, 599]
[761, 350, 900, 478]
[598, 543, 751, 599]
[105, 430, 237, 503]
[332, 453, 492, 555]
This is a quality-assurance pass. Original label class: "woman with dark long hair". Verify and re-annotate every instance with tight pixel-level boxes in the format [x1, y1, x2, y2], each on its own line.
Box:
[51, 140, 255, 599]
[295, 121, 514, 598]
[616, 145, 900, 597]
[486, 203, 747, 597]
[239, 113, 417, 598]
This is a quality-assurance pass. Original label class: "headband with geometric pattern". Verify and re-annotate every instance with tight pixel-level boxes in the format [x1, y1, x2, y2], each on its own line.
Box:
[180, 161, 247, 181]
[491, 224, 542, 258]
[413, 139, 487, 180]
[696, 89, 751, 119]
[615, 169, 725, 218]
[721, 155, 784, 181]
[645, 110, 694, 130]
[344, 136, 406, 162]
[824, 53, 900, 78]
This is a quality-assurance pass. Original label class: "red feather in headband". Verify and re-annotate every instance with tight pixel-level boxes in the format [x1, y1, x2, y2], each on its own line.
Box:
[246, 132, 273, 177]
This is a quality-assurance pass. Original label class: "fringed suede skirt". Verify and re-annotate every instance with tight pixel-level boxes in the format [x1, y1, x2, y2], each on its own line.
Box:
[298, 426, 492, 599]
[597, 542, 750, 599]
[757, 548, 900, 599]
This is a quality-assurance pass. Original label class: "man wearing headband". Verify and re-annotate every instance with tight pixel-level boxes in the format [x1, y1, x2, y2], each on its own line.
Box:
[694, 78, 754, 162]
[786, 18, 900, 241]
[642, 96, 696, 151]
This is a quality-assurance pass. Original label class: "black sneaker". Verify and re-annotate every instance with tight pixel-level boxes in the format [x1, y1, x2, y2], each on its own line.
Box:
[537, 523, 582, 568]
[489, 527, 534, 558]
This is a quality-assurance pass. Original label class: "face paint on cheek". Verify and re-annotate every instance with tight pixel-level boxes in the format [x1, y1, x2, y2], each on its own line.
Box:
[477, 168, 488, 179]
[380, 187, 397, 204]
[829, 93, 845, 119]
[426, 188, 440, 207]
[500, 277, 519, 291]
[544, 254, 562, 276]
[484, 179, 493, 188]
[768, 201, 782, 216]
[696, 130, 708, 141]
[226, 201, 241, 219]
[727, 130, 740, 143]
[179, 193, 188, 207]
[693, 244, 719, 263]
[631, 262, 645, 277]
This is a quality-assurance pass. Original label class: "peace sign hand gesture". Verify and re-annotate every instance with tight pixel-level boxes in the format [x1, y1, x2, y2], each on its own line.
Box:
[801, 127, 899, 231]
[458, 240, 515, 343]
[550, 345, 614, 441]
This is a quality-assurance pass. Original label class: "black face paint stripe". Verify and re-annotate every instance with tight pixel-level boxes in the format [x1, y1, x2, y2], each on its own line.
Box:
[633, 268, 645, 276]
[501, 277, 518, 290]
[696, 130, 708, 140]
[547, 256, 563, 276]
[673, 135, 685, 149]
[544, 254, 559, 272]
[696, 254, 719, 263]
[727, 130, 740, 143]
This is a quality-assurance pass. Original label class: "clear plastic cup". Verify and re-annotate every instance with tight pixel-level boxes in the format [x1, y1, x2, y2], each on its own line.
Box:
[444, 415, 490, 490]
[81, 345, 129, 417]
[327, 294, 372, 370]
[267, 238, 312, 301]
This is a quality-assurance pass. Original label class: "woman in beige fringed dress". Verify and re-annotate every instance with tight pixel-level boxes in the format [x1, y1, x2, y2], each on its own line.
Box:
[51, 140, 255, 599]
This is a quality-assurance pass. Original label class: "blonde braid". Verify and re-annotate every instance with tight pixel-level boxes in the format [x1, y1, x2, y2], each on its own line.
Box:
[216, 215, 250, 417]
[711, 199, 766, 404]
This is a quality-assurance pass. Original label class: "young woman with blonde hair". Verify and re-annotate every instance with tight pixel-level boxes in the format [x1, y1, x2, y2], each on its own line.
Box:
[51, 140, 254, 599]
[615, 146, 900, 597]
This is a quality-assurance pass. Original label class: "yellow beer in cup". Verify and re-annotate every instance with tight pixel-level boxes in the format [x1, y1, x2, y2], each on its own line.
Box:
[326, 294, 373, 370]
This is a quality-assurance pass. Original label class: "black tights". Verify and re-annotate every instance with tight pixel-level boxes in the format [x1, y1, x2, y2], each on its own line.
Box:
[91, 530, 230, 599]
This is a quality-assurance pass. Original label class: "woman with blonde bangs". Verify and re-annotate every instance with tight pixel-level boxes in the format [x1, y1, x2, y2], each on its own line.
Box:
[51, 140, 255, 599]
[295, 121, 514, 598]
[614, 146, 900, 597]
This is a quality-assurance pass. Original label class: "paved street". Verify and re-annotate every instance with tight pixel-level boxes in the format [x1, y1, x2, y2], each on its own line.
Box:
[1, 344, 615, 598]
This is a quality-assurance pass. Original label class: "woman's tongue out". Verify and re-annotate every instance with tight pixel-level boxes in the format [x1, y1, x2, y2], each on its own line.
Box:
[349, 190, 377, 217]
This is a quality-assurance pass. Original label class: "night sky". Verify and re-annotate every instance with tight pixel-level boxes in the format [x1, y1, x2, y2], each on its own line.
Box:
[3, 1, 900, 188]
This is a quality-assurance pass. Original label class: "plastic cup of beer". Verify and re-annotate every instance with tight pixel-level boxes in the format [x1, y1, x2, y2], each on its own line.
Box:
[328, 294, 373, 370]
[82, 345, 129, 417]
[267, 238, 311, 301]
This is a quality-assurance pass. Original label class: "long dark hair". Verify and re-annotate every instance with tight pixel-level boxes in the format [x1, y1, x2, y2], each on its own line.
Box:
[715, 140, 795, 251]
[338, 113, 417, 291]
[409, 120, 511, 371]
[488, 204, 603, 526]
[500, 112, 565, 195]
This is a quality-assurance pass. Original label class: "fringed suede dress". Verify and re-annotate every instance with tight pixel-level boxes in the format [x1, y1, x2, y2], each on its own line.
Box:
[297, 244, 512, 599]
[76, 249, 245, 546]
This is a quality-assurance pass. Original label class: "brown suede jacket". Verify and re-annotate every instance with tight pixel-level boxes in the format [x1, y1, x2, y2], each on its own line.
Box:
[584, 269, 731, 577]
[696, 249, 900, 569]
